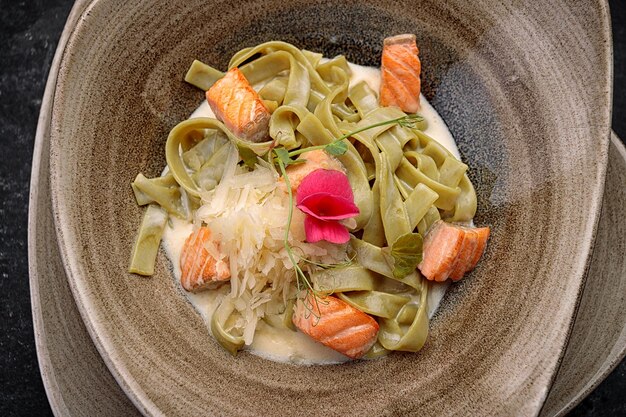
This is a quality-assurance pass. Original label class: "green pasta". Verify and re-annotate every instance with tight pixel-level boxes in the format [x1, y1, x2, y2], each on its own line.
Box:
[131, 173, 178, 206]
[379, 156, 411, 245]
[130, 39, 481, 360]
[378, 282, 429, 352]
[362, 342, 389, 360]
[312, 266, 379, 293]
[184, 59, 224, 91]
[193, 140, 232, 191]
[210, 298, 245, 355]
[128, 205, 168, 276]
[182, 129, 228, 171]
[131, 173, 187, 218]
[405, 184, 439, 231]
[338, 291, 411, 319]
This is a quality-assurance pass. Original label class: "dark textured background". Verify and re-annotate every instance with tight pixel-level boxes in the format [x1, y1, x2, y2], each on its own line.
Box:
[0, 1, 624, 415]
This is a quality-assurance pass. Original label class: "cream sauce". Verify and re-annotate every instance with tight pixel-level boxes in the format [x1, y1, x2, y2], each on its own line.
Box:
[162, 62, 458, 364]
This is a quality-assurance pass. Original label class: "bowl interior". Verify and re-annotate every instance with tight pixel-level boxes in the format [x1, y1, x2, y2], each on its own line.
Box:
[49, 0, 611, 415]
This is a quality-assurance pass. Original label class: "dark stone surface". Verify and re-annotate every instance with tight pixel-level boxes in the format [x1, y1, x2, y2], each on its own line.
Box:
[0, 1, 74, 416]
[0, 1, 623, 416]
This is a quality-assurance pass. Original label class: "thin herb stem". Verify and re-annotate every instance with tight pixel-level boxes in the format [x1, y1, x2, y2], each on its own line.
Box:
[300, 255, 354, 269]
[275, 153, 317, 298]
[286, 114, 423, 158]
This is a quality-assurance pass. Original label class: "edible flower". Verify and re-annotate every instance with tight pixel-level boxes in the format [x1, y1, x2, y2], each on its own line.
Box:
[296, 169, 360, 244]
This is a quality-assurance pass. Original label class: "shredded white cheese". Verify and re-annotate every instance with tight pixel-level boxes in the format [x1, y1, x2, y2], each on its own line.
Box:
[194, 147, 346, 344]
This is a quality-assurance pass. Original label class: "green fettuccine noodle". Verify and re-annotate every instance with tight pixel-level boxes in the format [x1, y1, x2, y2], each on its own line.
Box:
[184, 59, 224, 91]
[131, 173, 187, 218]
[210, 298, 245, 355]
[128, 205, 168, 276]
[262, 299, 296, 331]
[378, 280, 429, 352]
[363, 341, 390, 360]
[312, 266, 379, 293]
[338, 291, 411, 319]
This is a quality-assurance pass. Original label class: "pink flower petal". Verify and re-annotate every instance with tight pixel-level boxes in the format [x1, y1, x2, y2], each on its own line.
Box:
[297, 193, 359, 220]
[296, 169, 354, 206]
[304, 216, 350, 244]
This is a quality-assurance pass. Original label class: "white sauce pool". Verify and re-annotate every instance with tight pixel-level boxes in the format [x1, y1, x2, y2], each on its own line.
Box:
[162, 62, 457, 364]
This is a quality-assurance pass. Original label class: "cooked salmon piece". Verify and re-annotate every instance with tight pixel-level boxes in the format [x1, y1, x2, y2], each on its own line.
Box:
[448, 228, 478, 281]
[419, 221, 464, 281]
[279, 149, 345, 192]
[206, 67, 270, 143]
[292, 294, 379, 359]
[418, 220, 490, 282]
[379, 34, 422, 113]
[466, 226, 491, 273]
[180, 227, 230, 292]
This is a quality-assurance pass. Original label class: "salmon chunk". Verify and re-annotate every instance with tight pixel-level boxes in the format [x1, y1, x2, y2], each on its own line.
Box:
[280, 149, 345, 192]
[448, 228, 479, 281]
[418, 220, 490, 282]
[467, 227, 490, 271]
[180, 227, 230, 292]
[292, 294, 379, 359]
[379, 34, 422, 113]
[206, 67, 270, 143]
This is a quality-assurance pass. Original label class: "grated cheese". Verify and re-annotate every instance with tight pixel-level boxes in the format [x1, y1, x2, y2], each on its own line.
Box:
[194, 148, 347, 345]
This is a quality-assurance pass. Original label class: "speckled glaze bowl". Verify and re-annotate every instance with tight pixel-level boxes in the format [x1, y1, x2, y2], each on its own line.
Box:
[48, 0, 612, 415]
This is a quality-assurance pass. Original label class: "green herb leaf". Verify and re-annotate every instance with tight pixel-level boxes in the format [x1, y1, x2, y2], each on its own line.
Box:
[383, 232, 423, 279]
[274, 147, 299, 167]
[237, 145, 258, 169]
[274, 147, 291, 164]
[324, 140, 348, 156]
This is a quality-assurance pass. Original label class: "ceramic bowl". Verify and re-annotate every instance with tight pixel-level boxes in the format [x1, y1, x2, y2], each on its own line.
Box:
[48, 0, 612, 415]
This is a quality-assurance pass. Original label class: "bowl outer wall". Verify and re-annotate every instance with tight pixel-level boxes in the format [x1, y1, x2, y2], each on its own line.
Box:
[28, 0, 143, 414]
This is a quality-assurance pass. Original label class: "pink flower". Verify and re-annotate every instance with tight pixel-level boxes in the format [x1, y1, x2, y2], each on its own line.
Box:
[296, 169, 360, 244]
